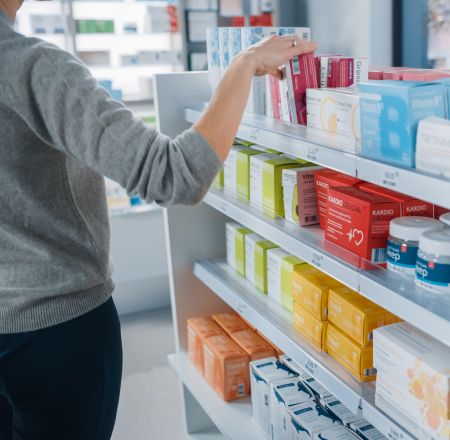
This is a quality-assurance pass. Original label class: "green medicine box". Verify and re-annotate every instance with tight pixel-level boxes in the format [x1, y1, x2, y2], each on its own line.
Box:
[226, 222, 253, 277]
[281, 256, 306, 312]
[213, 168, 224, 188]
[236, 149, 265, 201]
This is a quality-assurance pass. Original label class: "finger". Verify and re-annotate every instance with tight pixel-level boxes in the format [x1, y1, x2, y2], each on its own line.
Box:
[291, 41, 317, 55]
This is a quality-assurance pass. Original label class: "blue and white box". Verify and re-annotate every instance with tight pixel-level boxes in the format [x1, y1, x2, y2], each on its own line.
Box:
[278, 26, 311, 41]
[288, 401, 337, 439]
[358, 80, 445, 167]
[348, 420, 386, 440]
[218, 27, 230, 75]
[206, 27, 220, 88]
[313, 425, 360, 439]
[320, 396, 363, 426]
[228, 27, 242, 60]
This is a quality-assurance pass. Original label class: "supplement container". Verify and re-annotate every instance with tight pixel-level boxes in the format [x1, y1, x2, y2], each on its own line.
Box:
[387, 217, 443, 276]
[440, 212, 450, 227]
[416, 229, 450, 293]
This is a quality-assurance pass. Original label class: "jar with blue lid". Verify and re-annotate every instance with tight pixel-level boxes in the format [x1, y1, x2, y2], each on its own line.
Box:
[416, 229, 450, 293]
[387, 217, 443, 276]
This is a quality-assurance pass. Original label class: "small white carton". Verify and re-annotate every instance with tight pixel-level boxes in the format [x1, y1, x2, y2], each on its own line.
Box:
[280, 355, 309, 378]
[288, 401, 336, 439]
[348, 420, 386, 440]
[226, 222, 241, 270]
[250, 357, 298, 436]
[320, 396, 363, 426]
[267, 248, 290, 305]
[245, 232, 263, 285]
[218, 27, 230, 76]
[224, 145, 246, 194]
[206, 27, 220, 89]
[313, 424, 360, 440]
[270, 377, 315, 440]
[302, 375, 333, 400]
[228, 26, 242, 60]
[249, 153, 280, 208]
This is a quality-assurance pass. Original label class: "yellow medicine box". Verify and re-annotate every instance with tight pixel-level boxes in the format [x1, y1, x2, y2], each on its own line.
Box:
[293, 303, 327, 352]
[326, 323, 376, 382]
[292, 265, 344, 321]
[328, 286, 401, 346]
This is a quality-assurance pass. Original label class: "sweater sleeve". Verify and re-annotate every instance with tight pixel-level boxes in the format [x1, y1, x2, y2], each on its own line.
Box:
[5, 40, 222, 206]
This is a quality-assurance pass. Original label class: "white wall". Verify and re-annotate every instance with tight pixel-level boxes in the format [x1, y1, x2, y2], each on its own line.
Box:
[306, 0, 393, 66]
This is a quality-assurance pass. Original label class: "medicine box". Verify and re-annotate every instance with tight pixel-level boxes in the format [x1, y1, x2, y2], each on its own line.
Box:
[293, 303, 328, 351]
[270, 377, 314, 440]
[315, 169, 362, 229]
[245, 233, 279, 292]
[359, 182, 434, 218]
[282, 166, 323, 226]
[250, 153, 281, 209]
[302, 375, 333, 400]
[228, 26, 241, 60]
[203, 334, 249, 401]
[416, 116, 450, 179]
[206, 27, 220, 89]
[226, 222, 253, 276]
[328, 286, 401, 346]
[224, 145, 247, 194]
[435, 205, 450, 219]
[358, 80, 446, 167]
[280, 355, 309, 379]
[313, 424, 360, 439]
[229, 329, 275, 361]
[335, 57, 369, 87]
[326, 324, 376, 382]
[213, 168, 224, 187]
[292, 264, 344, 321]
[325, 186, 401, 264]
[257, 330, 284, 358]
[236, 148, 265, 200]
[212, 312, 249, 334]
[218, 27, 230, 75]
[320, 396, 364, 426]
[250, 357, 298, 436]
[318, 55, 340, 88]
[288, 401, 336, 439]
[348, 420, 386, 440]
[187, 317, 224, 375]
[373, 322, 450, 440]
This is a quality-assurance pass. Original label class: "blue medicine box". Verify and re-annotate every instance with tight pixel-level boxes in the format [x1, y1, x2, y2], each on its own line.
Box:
[436, 77, 450, 118]
[358, 80, 445, 168]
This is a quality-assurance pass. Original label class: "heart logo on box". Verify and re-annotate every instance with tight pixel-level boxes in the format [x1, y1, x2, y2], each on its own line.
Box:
[353, 229, 364, 247]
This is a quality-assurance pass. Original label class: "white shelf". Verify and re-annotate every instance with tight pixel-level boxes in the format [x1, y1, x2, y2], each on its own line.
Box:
[193, 260, 417, 440]
[168, 352, 262, 440]
[203, 188, 450, 347]
[186, 108, 450, 210]
[76, 33, 174, 51]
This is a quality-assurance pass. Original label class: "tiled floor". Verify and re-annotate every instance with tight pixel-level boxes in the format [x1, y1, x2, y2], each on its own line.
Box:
[112, 307, 185, 440]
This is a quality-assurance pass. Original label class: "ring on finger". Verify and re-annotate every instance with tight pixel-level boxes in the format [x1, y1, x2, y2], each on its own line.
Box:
[291, 39, 297, 47]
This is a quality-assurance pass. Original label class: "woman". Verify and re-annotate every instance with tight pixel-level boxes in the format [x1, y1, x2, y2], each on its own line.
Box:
[0, 1, 316, 438]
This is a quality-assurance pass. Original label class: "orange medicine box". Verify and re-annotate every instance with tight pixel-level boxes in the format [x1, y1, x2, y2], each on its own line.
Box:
[212, 313, 249, 334]
[326, 323, 376, 382]
[230, 329, 276, 361]
[328, 286, 401, 346]
[203, 334, 250, 401]
[187, 317, 224, 375]
[292, 264, 344, 321]
[256, 330, 284, 358]
[293, 303, 327, 352]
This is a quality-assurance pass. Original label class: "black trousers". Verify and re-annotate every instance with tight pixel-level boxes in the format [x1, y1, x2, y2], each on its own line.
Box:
[0, 298, 122, 440]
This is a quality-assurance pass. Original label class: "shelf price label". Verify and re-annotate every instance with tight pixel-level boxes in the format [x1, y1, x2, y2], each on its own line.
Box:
[219, 201, 228, 215]
[304, 359, 318, 376]
[311, 252, 324, 269]
[236, 301, 247, 316]
[382, 169, 400, 189]
[387, 425, 408, 440]
[248, 127, 260, 143]
[307, 146, 319, 163]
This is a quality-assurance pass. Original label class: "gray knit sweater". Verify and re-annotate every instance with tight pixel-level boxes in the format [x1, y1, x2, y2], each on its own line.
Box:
[0, 12, 221, 333]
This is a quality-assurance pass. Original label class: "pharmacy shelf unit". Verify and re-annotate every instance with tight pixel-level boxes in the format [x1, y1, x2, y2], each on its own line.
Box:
[154, 71, 447, 440]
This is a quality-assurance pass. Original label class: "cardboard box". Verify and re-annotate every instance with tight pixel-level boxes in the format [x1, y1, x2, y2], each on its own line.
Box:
[270, 377, 315, 440]
[336, 57, 369, 87]
[302, 375, 333, 400]
[256, 330, 284, 358]
[218, 27, 230, 75]
[314, 169, 362, 229]
[317, 55, 341, 88]
[282, 166, 323, 226]
[327, 57, 342, 88]
[226, 222, 253, 276]
[250, 357, 298, 436]
[269, 75, 282, 119]
[224, 144, 247, 194]
[250, 153, 281, 209]
[187, 316, 224, 374]
[325, 187, 401, 263]
[293, 303, 328, 351]
[402, 69, 450, 81]
[435, 205, 450, 219]
[212, 312, 249, 334]
[213, 168, 224, 187]
[359, 182, 434, 217]
[373, 322, 450, 440]
[348, 420, 386, 440]
[230, 329, 275, 361]
[206, 27, 220, 89]
[288, 401, 335, 439]
[359, 80, 446, 167]
[228, 26, 241, 60]
[328, 286, 401, 346]
[283, 52, 319, 125]
[326, 324, 376, 382]
[236, 148, 265, 200]
[203, 334, 249, 401]
[321, 396, 363, 426]
[292, 264, 344, 321]
[280, 355, 309, 379]
[267, 248, 306, 309]
[314, 424, 360, 439]
[416, 116, 450, 179]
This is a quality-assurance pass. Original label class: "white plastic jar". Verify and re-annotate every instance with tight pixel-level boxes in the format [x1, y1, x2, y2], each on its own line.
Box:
[387, 217, 443, 276]
[440, 212, 450, 227]
[416, 229, 450, 293]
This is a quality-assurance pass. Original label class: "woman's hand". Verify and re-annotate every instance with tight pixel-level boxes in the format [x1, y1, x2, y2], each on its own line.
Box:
[242, 34, 317, 79]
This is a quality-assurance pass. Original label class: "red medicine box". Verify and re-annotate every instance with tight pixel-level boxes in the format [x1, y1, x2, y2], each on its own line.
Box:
[315, 169, 362, 229]
[325, 186, 401, 264]
[358, 183, 434, 217]
[434, 205, 450, 219]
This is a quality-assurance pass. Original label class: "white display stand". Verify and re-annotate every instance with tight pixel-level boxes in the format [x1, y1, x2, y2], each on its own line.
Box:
[154, 71, 449, 440]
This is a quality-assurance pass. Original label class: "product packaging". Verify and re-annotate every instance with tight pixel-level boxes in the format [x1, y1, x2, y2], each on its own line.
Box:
[359, 80, 446, 167]
[402, 69, 450, 81]
[313, 424, 360, 439]
[328, 287, 401, 346]
[288, 401, 336, 439]
[435, 205, 450, 220]
[317, 55, 341, 88]
[212, 312, 249, 334]
[359, 182, 434, 217]
[218, 27, 230, 76]
[325, 186, 401, 264]
[249, 153, 282, 209]
[280, 355, 309, 378]
[213, 168, 224, 188]
[302, 375, 333, 400]
[226, 222, 253, 276]
[257, 330, 284, 358]
[292, 264, 344, 321]
[374, 322, 450, 440]
[187, 317, 224, 374]
[206, 27, 220, 89]
[314, 169, 362, 229]
[270, 377, 315, 440]
[250, 357, 298, 436]
[335, 57, 369, 87]
[416, 116, 450, 179]
[229, 329, 275, 360]
[267, 248, 306, 309]
[245, 233, 279, 292]
[326, 324, 376, 382]
[236, 148, 265, 200]
[203, 334, 249, 401]
[293, 303, 328, 351]
[228, 26, 242, 61]
[321, 396, 363, 426]
[224, 144, 247, 194]
[348, 420, 386, 440]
